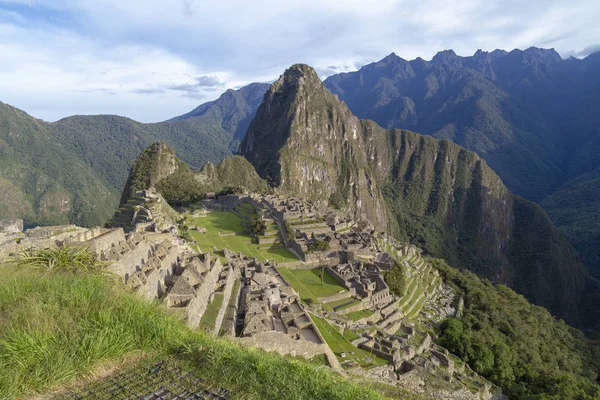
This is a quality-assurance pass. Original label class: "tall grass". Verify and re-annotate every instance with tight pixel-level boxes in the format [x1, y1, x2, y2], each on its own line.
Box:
[12, 244, 101, 273]
[0, 262, 386, 400]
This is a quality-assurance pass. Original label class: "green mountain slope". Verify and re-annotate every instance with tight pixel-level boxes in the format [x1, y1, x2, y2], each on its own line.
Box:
[119, 142, 270, 208]
[0, 83, 269, 227]
[0, 102, 114, 227]
[240, 64, 596, 332]
[541, 178, 600, 280]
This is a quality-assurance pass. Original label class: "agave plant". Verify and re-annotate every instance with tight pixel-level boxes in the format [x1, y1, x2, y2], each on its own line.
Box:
[13, 244, 101, 273]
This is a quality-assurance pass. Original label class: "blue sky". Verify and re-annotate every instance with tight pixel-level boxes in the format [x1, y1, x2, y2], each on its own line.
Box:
[0, 0, 599, 122]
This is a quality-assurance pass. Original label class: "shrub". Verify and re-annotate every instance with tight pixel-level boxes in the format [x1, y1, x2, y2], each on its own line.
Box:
[308, 240, 331, 252]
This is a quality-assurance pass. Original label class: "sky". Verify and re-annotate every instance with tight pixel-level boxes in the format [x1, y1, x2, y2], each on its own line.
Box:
[0, 0, 599, 123]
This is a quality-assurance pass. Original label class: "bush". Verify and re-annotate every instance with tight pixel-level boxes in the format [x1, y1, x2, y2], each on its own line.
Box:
[13, 245, 101, 273]
[308, 240, 331, 252]
[248, 216, 266, 235]
[384, 260, 406, 297]
[433, 258, 600, 399]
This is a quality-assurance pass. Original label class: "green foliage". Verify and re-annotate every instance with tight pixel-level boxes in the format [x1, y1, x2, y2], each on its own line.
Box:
[284, 221, 295, 242]
[307, 239, 331, 252]
[177, 219, 193, 242]
[248, 216, 266, 235]
[541, 178, 600, 281]
[433, 258, 600, 399]
[156, 165, 204, 206]
[12, 245, 101, 273]
[384, 260, 407, 297]
[0, 102, 115, 228]
[196, 156, 272, 196]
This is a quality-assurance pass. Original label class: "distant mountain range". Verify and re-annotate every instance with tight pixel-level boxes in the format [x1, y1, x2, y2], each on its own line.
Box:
[323, 48, 600, 279]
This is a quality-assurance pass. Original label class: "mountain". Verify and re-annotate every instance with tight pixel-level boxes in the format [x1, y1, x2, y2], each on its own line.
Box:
[322, 48, 600, 282]
[240, 64, 599, 333]
[0, 83, 269, 228]
[119, 142, 270, 208]
[0, 101, 115, 227]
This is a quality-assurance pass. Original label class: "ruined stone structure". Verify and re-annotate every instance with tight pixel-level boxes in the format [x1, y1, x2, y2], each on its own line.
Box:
[0, 219, 23, 233]
[238, 261, 322, 345]
[328, 262, 393, 311]
[358, 329, 432, 368]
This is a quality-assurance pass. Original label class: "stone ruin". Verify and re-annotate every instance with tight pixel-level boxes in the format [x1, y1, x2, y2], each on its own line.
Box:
[327, 262, 393, 311]
[238, 260, 322, 344]
[0, 218, 23, 233]
[356, 327, 432, 368]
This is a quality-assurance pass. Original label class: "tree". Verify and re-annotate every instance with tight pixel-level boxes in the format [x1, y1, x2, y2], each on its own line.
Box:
[384, 260, 406, 297]
[248, 216, 266, 235]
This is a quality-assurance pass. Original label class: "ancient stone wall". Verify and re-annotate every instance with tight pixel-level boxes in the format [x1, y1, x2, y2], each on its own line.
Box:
[213, 267, 236, 335]
[0, 219, 23, 233]
[235, 331, 327, 359]
[187, 258, 224, 328]
[137, 245, 179, 301]
[318, 289, 354, 303]
[337, 301, 365, 315]
[81, 228, 126, 256]
[107, 240, 154, 278]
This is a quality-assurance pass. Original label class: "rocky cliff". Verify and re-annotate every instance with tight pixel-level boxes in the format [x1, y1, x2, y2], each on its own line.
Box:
[240, 64, 392, 230]
[240, 64, 591, 330]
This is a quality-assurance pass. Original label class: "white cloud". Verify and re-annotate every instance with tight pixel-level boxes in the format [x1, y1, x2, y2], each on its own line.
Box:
[0, 0, 598, 122]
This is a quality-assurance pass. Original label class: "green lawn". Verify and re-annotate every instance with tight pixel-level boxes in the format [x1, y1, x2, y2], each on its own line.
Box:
[186, 211, 297, 263]
[198, 293, 224, 332]
[278, 267, 347, 303]
[310, 314, 387, 368]
[346, 309, 375, 322]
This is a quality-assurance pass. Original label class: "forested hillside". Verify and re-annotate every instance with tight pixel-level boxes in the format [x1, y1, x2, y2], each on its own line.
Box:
[0, 83, 269, 227]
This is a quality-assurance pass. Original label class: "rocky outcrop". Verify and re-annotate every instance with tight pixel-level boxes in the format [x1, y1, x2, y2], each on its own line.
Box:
[119, 142, 183, 206]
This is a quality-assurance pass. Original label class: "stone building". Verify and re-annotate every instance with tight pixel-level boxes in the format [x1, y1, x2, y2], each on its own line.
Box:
[328, 262, 393, 309]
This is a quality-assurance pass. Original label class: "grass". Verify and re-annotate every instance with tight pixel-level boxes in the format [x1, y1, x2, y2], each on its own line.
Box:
[346, 309, 375, 322]
[185, 211, 297, 262]
[310, 314, 387, 368]
[12, 244, 101, 273]
[0, 262, 387, 400]
[277, 267, 347, 303]
[198, 293, 224, 332]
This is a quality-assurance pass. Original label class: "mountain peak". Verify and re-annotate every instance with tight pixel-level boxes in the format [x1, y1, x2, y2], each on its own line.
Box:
[431, 49, 459, 65]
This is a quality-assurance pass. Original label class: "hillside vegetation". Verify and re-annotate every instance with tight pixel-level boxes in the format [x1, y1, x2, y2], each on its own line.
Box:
[0, 83, 269, 228]
[0, 251, 384, 400]
[434, 258, 600, 399]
